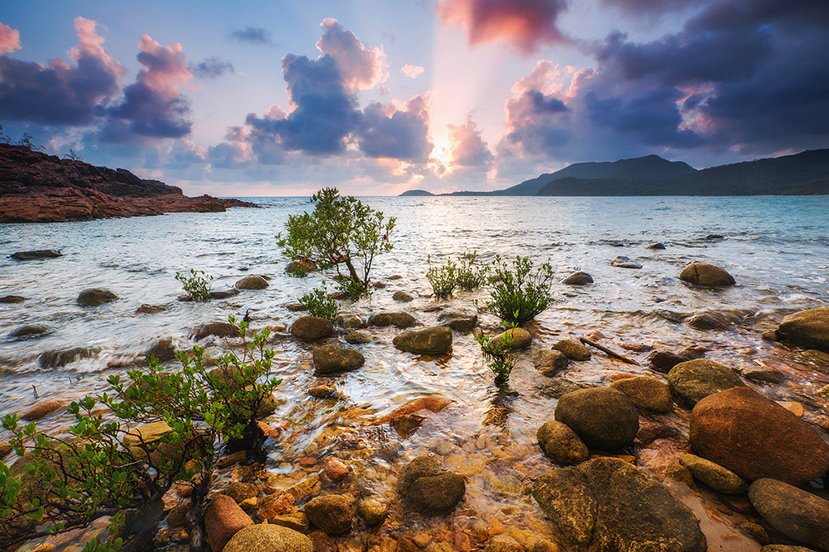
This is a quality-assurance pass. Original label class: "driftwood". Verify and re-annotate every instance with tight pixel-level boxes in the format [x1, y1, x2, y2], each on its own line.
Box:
[579, 336, 641, 365]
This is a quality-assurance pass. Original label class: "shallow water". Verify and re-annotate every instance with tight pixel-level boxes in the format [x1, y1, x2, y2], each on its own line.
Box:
[2, 196, 829, 550]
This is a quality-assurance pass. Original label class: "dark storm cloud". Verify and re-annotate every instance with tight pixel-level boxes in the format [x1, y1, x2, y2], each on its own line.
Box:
[191, 56, 235, 79]
[229, 26, 272, 45]
[599, 0, 703, 16]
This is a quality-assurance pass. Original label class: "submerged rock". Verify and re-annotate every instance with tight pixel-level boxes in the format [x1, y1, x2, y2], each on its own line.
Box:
[679, 262, 735, 287]
[21, 400, 64, 421]
[76, 288, 118, 307]
[312, 345, 365, 375]
[647, 350, 690, 373]
[344, 329, 372, 344]
[398, 455, 465, 515]
[537, 420, 589, 466]
[10, 249, 62, 261]
[775, 307, 829, 352]
[555, 387, 639, 450]
[610, 256, 642, 269]
[335, 313, 365, 329]
[678, 454, 747, 494]
[562, 271, 593, 285]
[357, 497, 388, 527]
[553, 339, 591, 361]
[532, 457, 706, 552]
[0, 295, 25, 303]
[290, 316, 334, 341]
[38, 346, 99, 368]
[437, 307, 478, 332]
[304, 494, 355, 535]
[223, 523, 313, 552]
[610, 376, 672, 413]
[368, 311, 417, 328]
[392, 291, 414, 302]
[235, 274, 269, 290]
[145, 337, 176, 362]
[647, 242, 667, 250]
[533, 350, 569, 377]
[190, 321, 239, 341]
[8, 324, 50, 339]
[204, 494, 254, 552]
[393, 326, 452, 355]
[373, 396, 451, 426]
[667, 359, 743, 407]
[135, 303, 166, 314]
[749, 478, 829, 552]
[686, 312, 731, 331]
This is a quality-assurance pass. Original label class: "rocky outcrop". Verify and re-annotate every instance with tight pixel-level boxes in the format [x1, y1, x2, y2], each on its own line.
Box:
[9, 249, 62, 260]
[775, 308, 829, 352]
[555, 387, 639, 450]
[679, 262, 735, 287]
[398, 455, 465, 515]
[0, 144, 254, 223]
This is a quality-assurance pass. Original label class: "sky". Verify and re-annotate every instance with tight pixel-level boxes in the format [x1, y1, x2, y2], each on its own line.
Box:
[1, 0, 828, 195]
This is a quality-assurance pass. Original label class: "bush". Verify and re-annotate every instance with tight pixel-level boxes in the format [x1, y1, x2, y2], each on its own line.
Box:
[477, 331, 515, 386]
[426, 256, 457, 299]
[277, 188, 395, 289]
[484, 255, 554, 326]
[299, 287, 339, 320]
[455, 251, 488, 291]
[176, 268, 212, 301]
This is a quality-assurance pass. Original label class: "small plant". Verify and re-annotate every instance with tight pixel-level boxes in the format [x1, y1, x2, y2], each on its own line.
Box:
[477, 330, 515, 386]
[455, 250, 488, 291]
[426, 256, 457, 299]
[176, 268, 213, 301]
[16, 133, 44, 152]
[63, 149, 82, 161]
[299, 287, 339, 320]
[484, 255, 554, 326]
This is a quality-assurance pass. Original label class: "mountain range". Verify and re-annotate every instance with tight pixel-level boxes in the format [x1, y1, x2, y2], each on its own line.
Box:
[399, 149, 829, 196]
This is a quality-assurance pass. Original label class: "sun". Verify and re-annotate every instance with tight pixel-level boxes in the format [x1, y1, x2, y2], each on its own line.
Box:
[428, 130, 456, 176]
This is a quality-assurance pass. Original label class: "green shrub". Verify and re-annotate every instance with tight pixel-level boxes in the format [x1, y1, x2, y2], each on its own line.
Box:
[477, 331, 515, 386]
[299, 287, 339, 320]
[455, 251, 488, 291]
[426, 256, 457, 299]
[277, 188, 396, 289]
[175, 268, 212, 301]
[484, 255, 554, 326]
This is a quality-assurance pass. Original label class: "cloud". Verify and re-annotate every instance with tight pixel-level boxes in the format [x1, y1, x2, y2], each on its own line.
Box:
[315, 18, 388, 91]
[599, 0, 703, 17]
[229, 26, 272, 45]
[0, 17, 124, 125]
[401, 64, 425, 79]
[357, 96, 433, 162]
[191, 56, 235, 79]
[436, 0, 569, 54]
[0, 22, 21, 53]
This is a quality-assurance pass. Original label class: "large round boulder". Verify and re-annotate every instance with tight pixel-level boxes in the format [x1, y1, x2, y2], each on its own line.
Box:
[552, 339, 591, 361]
[554, 387, 639, 450]
[290, 316, 334, 341]
[562, 271, 593, 286]
[690, 387, 829, 485]
[223, 523, 313, 552]
[532, 457, 706, 552]
[610, 376, 673, 413]
[775, 308, 829, 352]
[76, 288, 118, 307]
[398, 455, 465, 515]
[312, 345, 365, 375]
[667, 359, 743, 407]
[235, 275, 269, 290]
[679, 262, 735, 287]
[437, 308, 478, 332]
[393, 326, 452, 355]
[537, 420, 589, 466]
[204, 494, 254, 552]
[368, 311, 417, 328]
[749, 478, 829, 551]
[304, 494, 355, 535]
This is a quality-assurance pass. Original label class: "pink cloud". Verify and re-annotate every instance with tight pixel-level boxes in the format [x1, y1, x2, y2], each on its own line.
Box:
[135, 35, 192, 99]
[0, 22, 21, 53]
[316, 18, 388, 91]
[68, 17, 124, 78]
[401, 64, 425, 79]
[437, 0, 568, 54]
[448, 118, 493, 168]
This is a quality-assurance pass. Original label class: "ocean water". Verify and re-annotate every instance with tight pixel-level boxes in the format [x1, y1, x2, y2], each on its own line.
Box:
[1, 195, 829, 549]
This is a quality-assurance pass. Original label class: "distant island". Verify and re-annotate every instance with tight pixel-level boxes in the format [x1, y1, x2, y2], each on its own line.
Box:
[399, 189, 435, 196]
[0, 144, 254, 223]
[400, 149, 829, 196]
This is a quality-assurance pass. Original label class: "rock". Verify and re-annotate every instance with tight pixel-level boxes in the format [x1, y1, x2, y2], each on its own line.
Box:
[204, 494, 254, 552]
[373, 396, 451, 426]
[344, 330, 372, 344]
[0, 295, 25, 303]
[10, 249, 62, 261]
[0, 441, 11, 458]
[749, 478, 829, 551]
[372, 281, 387, 289]
[532, 457, 706, 552]
[335, 313, 365, 329]
[393, 291, 415, 302]
[322, 457, 349, 481]
[357, 497, 388, 527]
[235, 275, 269, 290]
[312, 345, 365, 375]
[552, 339, 591, 361]
[393, 326, 452, 355]
[223, 523, 313, 552]
[667, 359, 744, 407]
[760, 546, 817, 552]
[224, 482, 259, 503]
[398, 455, 465, 515]
[533, 350, 569, 377]
[486, 535, 524, 552]
[145, 337, 176, 362]
[775, 308, 829, 352]
[286, 302, 308, 312]
[286, 258, 317, 276]
[562, 271, 593, 285]
[291, 316, 334, 341]
[679, 261, 735, 287]
[8, 324, 50, 339]
[610, 376, 672, 413]
[610, 256, 642, 269]
[124, 421, 173, 445]
[686, 312, 730, 331]
[308, 384, 336, 398]
[190, 321, 239, 341]
[554, 387, 639, 450]
[304, 494, 355, 535]
[270, 512, 309, 533]
[493, 327, 532, 350]
[537, 421, 589, 466]
[647, 242, 667, 250]
[678, 454, 747, 494]
[210, 288, 241, 300]
[76, 288, 118, 307]
[368, 311, 417, 328]
[135, 304, 165, 314]
[647, 350, 691, 373]
[437, 308, 478, 332]
[20, 400, 64, 421]
[690, 387, 829, 484]
[742, 368, 786, 384]
[38, 346, 99, 368]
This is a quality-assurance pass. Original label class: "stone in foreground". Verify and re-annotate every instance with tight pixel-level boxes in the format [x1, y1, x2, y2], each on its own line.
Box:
[555, 387, 639, 450]
[679, 261, 735, 287]
[437, 307, 478, 332]
[678, 453, 747, 494]
[775, 307, 829, 353]
[562, 271, 593, 285]
[368, 311, 417, 328]
[610, 376, 673, 413]
[290, 316, 334, 341]
[749, 478, 829, 552]
[76, 288, 118, 307]
[667, 359, 743, 407]
[537, 420, 589, 466]
[235, 275, 269, 290]
[304, 494, 355, 535]
[312, 345, 365, 375]
[553, 338, 591, 361]
[223, 523, 313, 552]
[393, 326, 452, 355]
[398, 455, 465, 514]
[204, 494, 254, 552]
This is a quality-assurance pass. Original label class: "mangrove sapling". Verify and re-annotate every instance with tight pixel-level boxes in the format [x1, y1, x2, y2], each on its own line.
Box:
[426, 256, 457, 299]
[455, 250, 488, 291]
[484, 255, 555, 326]
[299, 287, 339, 320]
[175, 268, 213, 301]
[477, 330, 515, 386]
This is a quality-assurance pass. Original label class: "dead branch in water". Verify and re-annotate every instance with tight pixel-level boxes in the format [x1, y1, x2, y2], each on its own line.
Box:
[579, 337, 641, 365]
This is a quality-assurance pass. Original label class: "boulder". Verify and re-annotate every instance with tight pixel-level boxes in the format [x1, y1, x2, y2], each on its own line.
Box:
[357, 497, 388, 527]
[647, 242, 667, 250]
[21, 400, 64, 421]
[437, 308, 478, 332]
[204, 494, 254, 552]
[392, 291, 414, 302]
[286, 302, 308, 312]
[344, 329, 372, 344]
[124, 421, 173, 445]
[0, 295, 25, 303]
[8, 324, 50, 339]
[312, 345, 365, 375]
[307, 384, 337, 399]
[190, 321, 239, 341]
[532, 457, 706, 552]
[210, 288, 241, 299]
[398, 455, 465, 515]
[647, 350, 690, 373]
[38, 346, 99, 369]
[553, 339, 591, 361]
[667, 359, 743, 407]
[554, 387, 639, 450]
[304, 494, 355, 535]
[76, 288, 118, 307]
[145, 337, 176, 362]
[610, 376, 672, 413]
[285, 258, 316, 276]
[537, 421, 589, 466]
[393, 326, 452, 355]
[678, 454, 747, 494]
[335, 313, 365, 329]
[373, 396, 451, 426]
[10, 249, 62, 261]
[679, 262, 735, 287]
[290, 316, 334, 341]
[368, 311, 417, 328]
[690, 387, 829, 485]
[562, 271, 593, 285]
[749, 478, 829, 552]
[610, 256, 642, 269]
[686, 312, 730, 331]
[235, 275, 269, 290]
[493, 327, 532, 350]
[135, 304, 165, 314]
[322, 457, 349, 481]
[223, 523, 313, 552]
[775, 308, 829, 352]
[533, 350, 569, 377]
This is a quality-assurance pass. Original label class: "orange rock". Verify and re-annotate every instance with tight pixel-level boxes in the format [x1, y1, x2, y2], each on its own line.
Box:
[20, 400, 64, 421]
[372, 396, 451, 425]
[204, 494, 253, 552]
